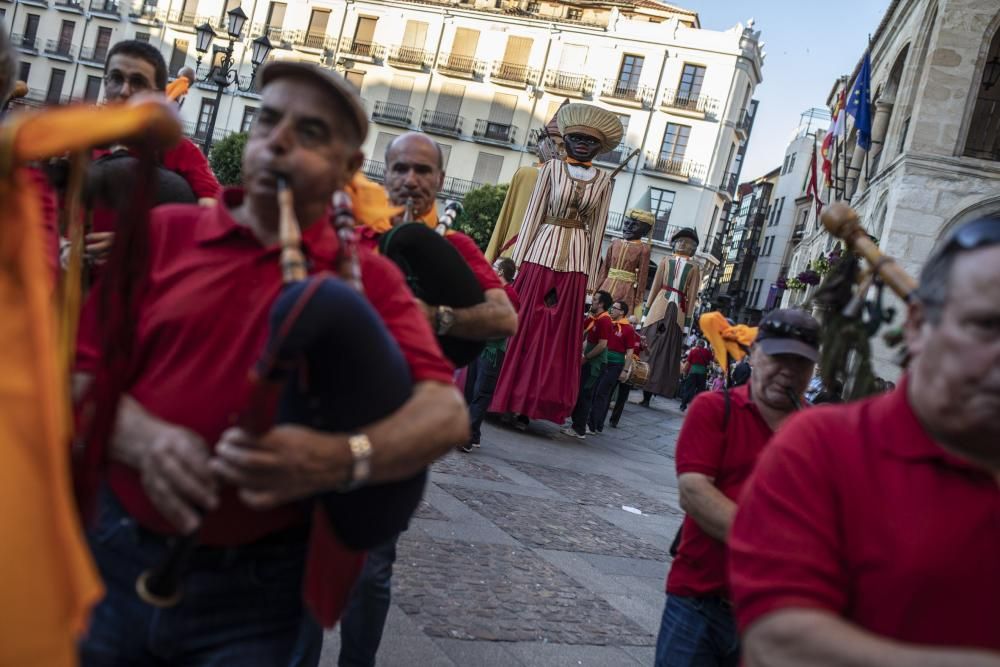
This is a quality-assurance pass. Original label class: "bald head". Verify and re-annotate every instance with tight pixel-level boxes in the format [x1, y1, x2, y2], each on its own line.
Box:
[384, 131, 445, 218]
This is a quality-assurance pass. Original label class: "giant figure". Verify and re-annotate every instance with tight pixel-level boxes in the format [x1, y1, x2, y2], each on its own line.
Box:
[593, 192, 654, 317]
[490, 103, 623, 423]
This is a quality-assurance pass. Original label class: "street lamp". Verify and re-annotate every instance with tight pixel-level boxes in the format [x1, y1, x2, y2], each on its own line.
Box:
[192, 6, 272, 155]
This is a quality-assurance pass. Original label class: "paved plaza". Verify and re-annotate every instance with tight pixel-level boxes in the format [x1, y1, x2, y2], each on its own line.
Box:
[319, 395, 686, 666]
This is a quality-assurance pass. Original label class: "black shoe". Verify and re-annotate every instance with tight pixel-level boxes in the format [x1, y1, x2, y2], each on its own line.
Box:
[639, 401, 650, 408]
[609, 420, 619, 428]
[459, 443, 474, 453]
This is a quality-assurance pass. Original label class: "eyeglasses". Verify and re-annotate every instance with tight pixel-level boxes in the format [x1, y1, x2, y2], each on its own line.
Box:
[104, 71, 154, 93]
[940, 216, 1000, 255]
[759, 320, 820, 347]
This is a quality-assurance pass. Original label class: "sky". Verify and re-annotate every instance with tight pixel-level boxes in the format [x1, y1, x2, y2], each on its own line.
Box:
[677, 0, 891, 180]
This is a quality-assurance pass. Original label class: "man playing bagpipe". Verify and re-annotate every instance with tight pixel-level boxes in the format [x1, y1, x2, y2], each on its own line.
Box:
[72, 62, 468, 665]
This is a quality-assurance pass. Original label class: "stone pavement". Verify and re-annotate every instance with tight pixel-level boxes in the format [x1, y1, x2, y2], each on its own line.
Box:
[319, 393, 686, 667]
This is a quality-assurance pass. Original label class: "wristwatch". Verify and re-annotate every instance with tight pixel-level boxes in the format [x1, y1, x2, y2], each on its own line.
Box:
[339, 433, 372, 492]
[435, 305, 456, 336]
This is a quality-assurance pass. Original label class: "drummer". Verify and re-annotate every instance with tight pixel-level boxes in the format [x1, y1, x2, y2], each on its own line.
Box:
[607, 308, 643, 429]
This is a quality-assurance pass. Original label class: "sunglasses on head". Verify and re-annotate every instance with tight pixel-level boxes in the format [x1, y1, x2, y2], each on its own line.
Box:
[759, 320, 819, 347]
[940, 217, 1000, 255]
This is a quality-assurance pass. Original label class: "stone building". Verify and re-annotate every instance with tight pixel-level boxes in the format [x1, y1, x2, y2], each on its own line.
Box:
[3, 0, 763, 266]
[784, 0, 1000, 378]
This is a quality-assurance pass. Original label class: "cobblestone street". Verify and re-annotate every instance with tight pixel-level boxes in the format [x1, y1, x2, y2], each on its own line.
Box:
[319, 395, 685, 666]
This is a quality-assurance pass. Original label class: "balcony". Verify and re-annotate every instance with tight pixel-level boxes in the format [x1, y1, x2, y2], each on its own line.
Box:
[791, 222, 806, 243]
[295, 32, 335, 51]
[721, 172, 738, 196]
[595, 143, 632, 166]
[605, 211, 624, 234]
[372, 101, 414, 128]
[543, 70, 593, 97]
[12, 34, 40, 53]
[491, 61, 537, 87]
[387, 45, 430, 70]
[250, 24, 293, 49]
[165, 9, 201, 28]
[473, 119, 517, 145]
[643, 154, 705, 181]
[441, 176, 483, 201]
[421, 109, 463, 137]
[338, 38, 385, 62]
[736, 109, 753, 136]
[54, 0, 84, 12]
[44, 39, 77, 60]
[363, 159, 385, 183]
[661, 89, 717, 117]
[600, 81, 652, 107]
[128, 3, 163, 24]
[436, 52, 486, 79]
[19, 0, 48, 6]
[79, 45, 109, 65]
[89, 0, 120, 16]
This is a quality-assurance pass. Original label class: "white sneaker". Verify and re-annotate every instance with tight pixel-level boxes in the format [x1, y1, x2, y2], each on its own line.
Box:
[560, 427, 586, 440]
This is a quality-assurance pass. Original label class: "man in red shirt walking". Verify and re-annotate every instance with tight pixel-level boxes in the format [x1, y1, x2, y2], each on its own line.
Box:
[655, 309, 818, 666]
[730, 216, 1000, 665]
[561, 290, 614, 439]
[589, 299, 636, 432]
[678, 339, 713, 411]
[74, 63, 467, 665]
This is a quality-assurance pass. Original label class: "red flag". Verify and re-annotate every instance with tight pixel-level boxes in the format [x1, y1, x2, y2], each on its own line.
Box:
[807, 140, 824, 218]
[821, 89, 846, 188]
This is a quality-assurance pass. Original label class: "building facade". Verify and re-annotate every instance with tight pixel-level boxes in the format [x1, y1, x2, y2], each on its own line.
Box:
[3, 0, 763, 266]
[782, 0, 1000, 377]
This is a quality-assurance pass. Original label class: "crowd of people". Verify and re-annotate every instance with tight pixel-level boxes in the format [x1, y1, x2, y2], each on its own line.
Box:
[1, 26, 999, 667]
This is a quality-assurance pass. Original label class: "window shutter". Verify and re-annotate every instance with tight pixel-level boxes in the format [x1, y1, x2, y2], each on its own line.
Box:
[387, 75, 414, 107]
[451, 28, 479, 57]
[354, 17, 377, 43]
[435, 83, 465, 115]
[401, 20, 428, 49]
[487, 92, 516, 125]
[472, 152, 503, 185]
[373, 132, 400, 163]
[502, 36, 532, 65]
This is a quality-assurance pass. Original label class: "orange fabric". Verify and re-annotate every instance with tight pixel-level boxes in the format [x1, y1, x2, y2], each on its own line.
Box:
[0, 100, 180, 666]
[585, 310, 611, 333]
[566, 157, 593, 167]
[699, 311, 758, 373]
[165, 76, 191, 101]
[346, 173, 403, 234]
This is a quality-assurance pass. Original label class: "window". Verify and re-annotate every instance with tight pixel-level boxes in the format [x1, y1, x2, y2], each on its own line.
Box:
[83, 75, 102, 102]
[557, 44, 587, 72]
[168, 39, 188, 76]
[501, 36, 532, 66]
[241, 106, 257, 132]
[432, 83, 464, 131]
[57, 20, 75, 53]
[0, 8, 5, 21]
[787, 153, 796, 173]
[781, 154, 790, 175]
[649, 187, 676, 241]
[18, 62, 31, 84]
[306, 9, 331, 48]
[487, 92, 516, 127]
[450, 27, 479, 57]
[373, 132, 399, 163]
[657, 123, 691, 163]
[677, 63, 705, 101]
[94, 27, 112, 61]
[387, 74, 414, 108]
[437, 142, 451, 171]
[344, 70, 365, 91]
[45, 69, 66, 104]
[526, 1, 539, 12]
[24, 14, 40, 43]
[472, 152, 503, 185]
[219, 0, 239, 24]
[963, 24, 1000, 161]
[265, 1, 286, 29]
[195, 98, 216, 139]
[352, 16, 377, 48]
[616, 54, 644, 94]
[567, 7, 582, 20]
[135, 32, 151, 43]
[401, 20, 428, 51]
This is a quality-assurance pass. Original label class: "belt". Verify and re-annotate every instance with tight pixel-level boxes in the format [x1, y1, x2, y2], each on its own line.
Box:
[660, 285, 688, 313]
[543, 216, 585, 229]
[608, 268, 636, 283]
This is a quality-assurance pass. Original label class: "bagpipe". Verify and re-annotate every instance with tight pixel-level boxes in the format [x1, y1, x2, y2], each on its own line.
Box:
[377, 198, 486, 367]
[134, 178, 426, 607]
[812, 201, 918, 401]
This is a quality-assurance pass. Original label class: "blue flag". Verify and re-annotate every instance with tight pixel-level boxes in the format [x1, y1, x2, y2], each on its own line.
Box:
[845, 51, 872, 150]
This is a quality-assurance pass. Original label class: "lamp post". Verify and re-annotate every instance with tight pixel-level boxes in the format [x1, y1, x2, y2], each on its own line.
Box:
[193, 6, 272, 156]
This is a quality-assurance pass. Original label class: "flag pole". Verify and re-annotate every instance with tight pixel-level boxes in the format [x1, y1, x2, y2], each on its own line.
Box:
[864, 35, 872, 183]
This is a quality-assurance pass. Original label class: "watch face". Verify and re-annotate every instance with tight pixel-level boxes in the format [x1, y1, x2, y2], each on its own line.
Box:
[437, 307, 455, 335]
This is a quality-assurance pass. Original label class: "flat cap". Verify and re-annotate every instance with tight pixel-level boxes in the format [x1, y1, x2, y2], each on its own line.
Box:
[258, 61, 368, 141]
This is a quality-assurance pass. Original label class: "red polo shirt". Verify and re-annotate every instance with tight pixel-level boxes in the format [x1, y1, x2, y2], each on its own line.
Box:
[585, 312, 614, 346]
[76, 188, 454, 545]
[730, 378, 1000, 648]
[667, 384, 773, 598]
[607, 321, 635, 354]
[686, 346, 713, 367]
[358, 226, 502, 293]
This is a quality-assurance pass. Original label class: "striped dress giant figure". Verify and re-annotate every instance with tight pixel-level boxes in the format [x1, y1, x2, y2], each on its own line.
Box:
[641, 229, 701, 398]
[490, 104, 621, 424]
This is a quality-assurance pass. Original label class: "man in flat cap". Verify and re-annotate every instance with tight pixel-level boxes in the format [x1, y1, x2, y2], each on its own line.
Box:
[74, 62, 467, 665]
[491, 103, 623, 429]
[640, 226, 702, 405]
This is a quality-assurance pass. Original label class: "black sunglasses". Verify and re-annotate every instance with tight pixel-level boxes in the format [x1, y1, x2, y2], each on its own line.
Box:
[759, 320, 820, 347]
[939, 216, 1000, 255]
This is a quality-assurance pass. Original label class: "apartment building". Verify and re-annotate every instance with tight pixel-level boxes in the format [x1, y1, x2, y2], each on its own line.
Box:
[3, 0, 763, 264]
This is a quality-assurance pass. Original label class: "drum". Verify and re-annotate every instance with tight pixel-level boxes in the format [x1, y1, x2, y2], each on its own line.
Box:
[627, 360, 650, 388]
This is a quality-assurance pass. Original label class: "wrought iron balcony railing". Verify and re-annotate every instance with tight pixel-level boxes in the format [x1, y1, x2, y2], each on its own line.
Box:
[601, 80, 652, 106]
[436, 52, 486, 78]
[372, 101, 414, 127]
[644, 154, 704, 180]
[44, 39, 76, 58]
[543, 70, 593, 96]
[249, 24, 293, 48]
[661, 89, 717, 115]
[363, 159, 386, 183]
[339, 38, 385, 60]
[13, 34, 40, 52]
[165, 9, 200, 27]
[737, 109, 753, 133]
[722, 172, 738, 196]
[595, 143, 631, 165]
[296, 32, 335, 50]
[54, 0, 84, 11]
[473, 119, 517, 144]
[128, 3, 163, 23]
[491, 61, 537, 85]
[441, 176, 483, 200]
[79, 45, 109, 63]
[89, 0, 120, 15]
[421, 109, 463, 137]
[387, 45, 430, 68]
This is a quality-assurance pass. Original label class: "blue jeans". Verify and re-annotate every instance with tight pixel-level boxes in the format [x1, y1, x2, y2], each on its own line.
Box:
[468, 349, 505, 443]
[80, 490, 317, 666]
[338, 535, 398, 667]
[654, 595, 740, 667]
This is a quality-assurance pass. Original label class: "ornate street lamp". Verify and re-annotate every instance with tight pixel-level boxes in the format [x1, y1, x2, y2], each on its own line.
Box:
[192, 6, 273, 155]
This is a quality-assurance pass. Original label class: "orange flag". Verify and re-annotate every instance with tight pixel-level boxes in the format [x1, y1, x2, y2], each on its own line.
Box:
[0, 99, 179, 666]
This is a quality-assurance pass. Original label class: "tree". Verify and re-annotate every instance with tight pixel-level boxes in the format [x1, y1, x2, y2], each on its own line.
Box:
[453, 183, 509, 251]
[209, 132, 248, 186]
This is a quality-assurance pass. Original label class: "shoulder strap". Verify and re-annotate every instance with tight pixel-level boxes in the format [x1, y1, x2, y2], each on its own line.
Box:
[722, 386, 731, 432]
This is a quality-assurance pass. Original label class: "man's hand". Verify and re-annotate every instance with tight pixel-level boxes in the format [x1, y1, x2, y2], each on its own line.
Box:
[139, 424, 218, 533]
[85, 231, 114, 265]
[414, 298, 437, 328]
[210, 425, 350, 510]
